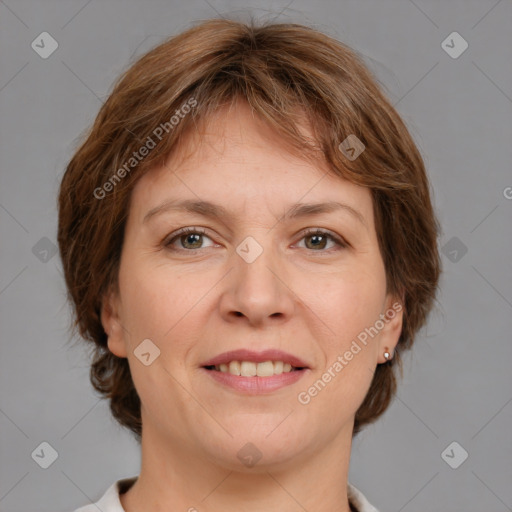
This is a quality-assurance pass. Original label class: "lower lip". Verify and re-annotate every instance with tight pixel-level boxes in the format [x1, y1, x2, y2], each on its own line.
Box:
[202, 367, 308, 394]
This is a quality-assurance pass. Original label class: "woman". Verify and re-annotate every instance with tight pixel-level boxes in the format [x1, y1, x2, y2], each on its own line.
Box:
[59, 18, 441, 512]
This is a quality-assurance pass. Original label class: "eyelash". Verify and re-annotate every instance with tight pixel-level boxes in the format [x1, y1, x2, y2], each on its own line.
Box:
[163, 227, 348, 254]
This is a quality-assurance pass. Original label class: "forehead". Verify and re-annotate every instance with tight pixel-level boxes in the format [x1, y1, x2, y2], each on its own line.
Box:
[129, 101, 373, 225]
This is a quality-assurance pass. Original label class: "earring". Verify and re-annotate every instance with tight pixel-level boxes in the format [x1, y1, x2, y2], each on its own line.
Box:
[383, 348, 391, 361]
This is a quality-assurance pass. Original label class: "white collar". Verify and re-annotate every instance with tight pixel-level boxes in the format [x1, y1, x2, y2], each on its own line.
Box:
[74, 476, 379, 512]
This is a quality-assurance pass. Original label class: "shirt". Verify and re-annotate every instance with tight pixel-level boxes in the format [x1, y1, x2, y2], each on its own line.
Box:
[73, 476, 379, 512]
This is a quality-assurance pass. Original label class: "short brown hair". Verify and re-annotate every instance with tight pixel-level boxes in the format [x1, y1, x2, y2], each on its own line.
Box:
[58, 17, 441, 442]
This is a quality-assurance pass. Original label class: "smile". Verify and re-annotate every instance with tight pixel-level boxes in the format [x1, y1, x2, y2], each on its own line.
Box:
[200, 349, 310, 394]
[205, 360, 302, 377]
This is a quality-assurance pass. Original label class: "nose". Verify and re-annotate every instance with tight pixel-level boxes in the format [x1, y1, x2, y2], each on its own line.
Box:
[218, 238, 295, 327]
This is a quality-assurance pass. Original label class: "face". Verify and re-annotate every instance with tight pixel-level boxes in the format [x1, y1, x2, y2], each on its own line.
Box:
[102, 100, 403, 471]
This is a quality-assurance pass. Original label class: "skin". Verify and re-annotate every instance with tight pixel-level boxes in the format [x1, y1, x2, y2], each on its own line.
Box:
[101, 100, 403, 512]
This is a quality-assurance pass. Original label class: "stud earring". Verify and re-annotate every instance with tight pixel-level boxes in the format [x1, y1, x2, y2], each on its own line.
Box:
[383, 349, 391, 361]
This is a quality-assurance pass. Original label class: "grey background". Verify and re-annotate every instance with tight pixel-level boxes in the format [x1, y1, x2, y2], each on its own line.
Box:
[1, 1, 511, 511]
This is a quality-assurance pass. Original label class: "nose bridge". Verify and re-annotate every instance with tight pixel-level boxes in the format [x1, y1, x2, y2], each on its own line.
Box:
[224, 232, 293, 323]
[235, 233, 280, 298]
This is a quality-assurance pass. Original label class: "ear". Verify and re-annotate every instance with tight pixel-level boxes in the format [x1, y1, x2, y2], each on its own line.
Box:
[100, 286, 128, 358]
[377, 292, 404, 364]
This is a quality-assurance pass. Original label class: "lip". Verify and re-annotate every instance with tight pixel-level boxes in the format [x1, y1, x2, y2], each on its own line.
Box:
[200, 349, 310, 369]
[202, 366, 309, 394]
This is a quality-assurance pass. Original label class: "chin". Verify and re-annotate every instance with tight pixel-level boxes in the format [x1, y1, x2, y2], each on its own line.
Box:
[209, 442, 308, 473]
[198, 421, 311, 471]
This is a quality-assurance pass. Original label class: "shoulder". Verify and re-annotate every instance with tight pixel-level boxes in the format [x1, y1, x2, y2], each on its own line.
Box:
[347, 482, 380, 512]
[72, 476, 138, 512]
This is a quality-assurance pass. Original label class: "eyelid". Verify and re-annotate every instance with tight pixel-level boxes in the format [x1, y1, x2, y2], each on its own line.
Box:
[295, 227, 349, 250]
[163, 226, 214, 248]
[163, 226, 349, 252]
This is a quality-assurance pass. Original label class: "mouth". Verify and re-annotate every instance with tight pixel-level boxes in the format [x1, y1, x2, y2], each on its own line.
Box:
[200, 349, 310, 393]
[201, 349, 309, 374]
[203, 360, 306, 376]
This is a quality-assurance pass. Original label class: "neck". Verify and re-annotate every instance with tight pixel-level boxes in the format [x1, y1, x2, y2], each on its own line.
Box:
[121, 421, 355, 512]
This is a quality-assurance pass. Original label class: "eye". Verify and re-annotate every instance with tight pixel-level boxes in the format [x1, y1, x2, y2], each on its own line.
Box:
[163, 227, 348, 253]
[164, 227, 216, 251]
[295, 228, 348, 252]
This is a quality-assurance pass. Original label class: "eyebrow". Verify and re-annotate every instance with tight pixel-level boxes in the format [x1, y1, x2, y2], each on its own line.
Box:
[143, 199, 367, 229]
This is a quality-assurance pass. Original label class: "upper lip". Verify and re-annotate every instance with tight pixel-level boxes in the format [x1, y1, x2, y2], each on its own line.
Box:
[201, 349, 310, 369]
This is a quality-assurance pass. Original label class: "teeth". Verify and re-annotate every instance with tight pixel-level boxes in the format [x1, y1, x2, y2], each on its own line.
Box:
[229, 361, 241, 376]
[275, 361, 285, 374]
[273, 361, 284, 374]
[215, 361, 298, 376]
[256, 361, 274, 377]
[241, 361, 257, 377]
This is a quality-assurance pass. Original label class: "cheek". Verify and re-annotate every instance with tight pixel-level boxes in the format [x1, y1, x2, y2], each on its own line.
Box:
[118, 265, 197, 419]
[301, 268, 386, 346]
[119, 262, 193, 339]
[306, 271, 385, 412]
[297, 347, 375, 432]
